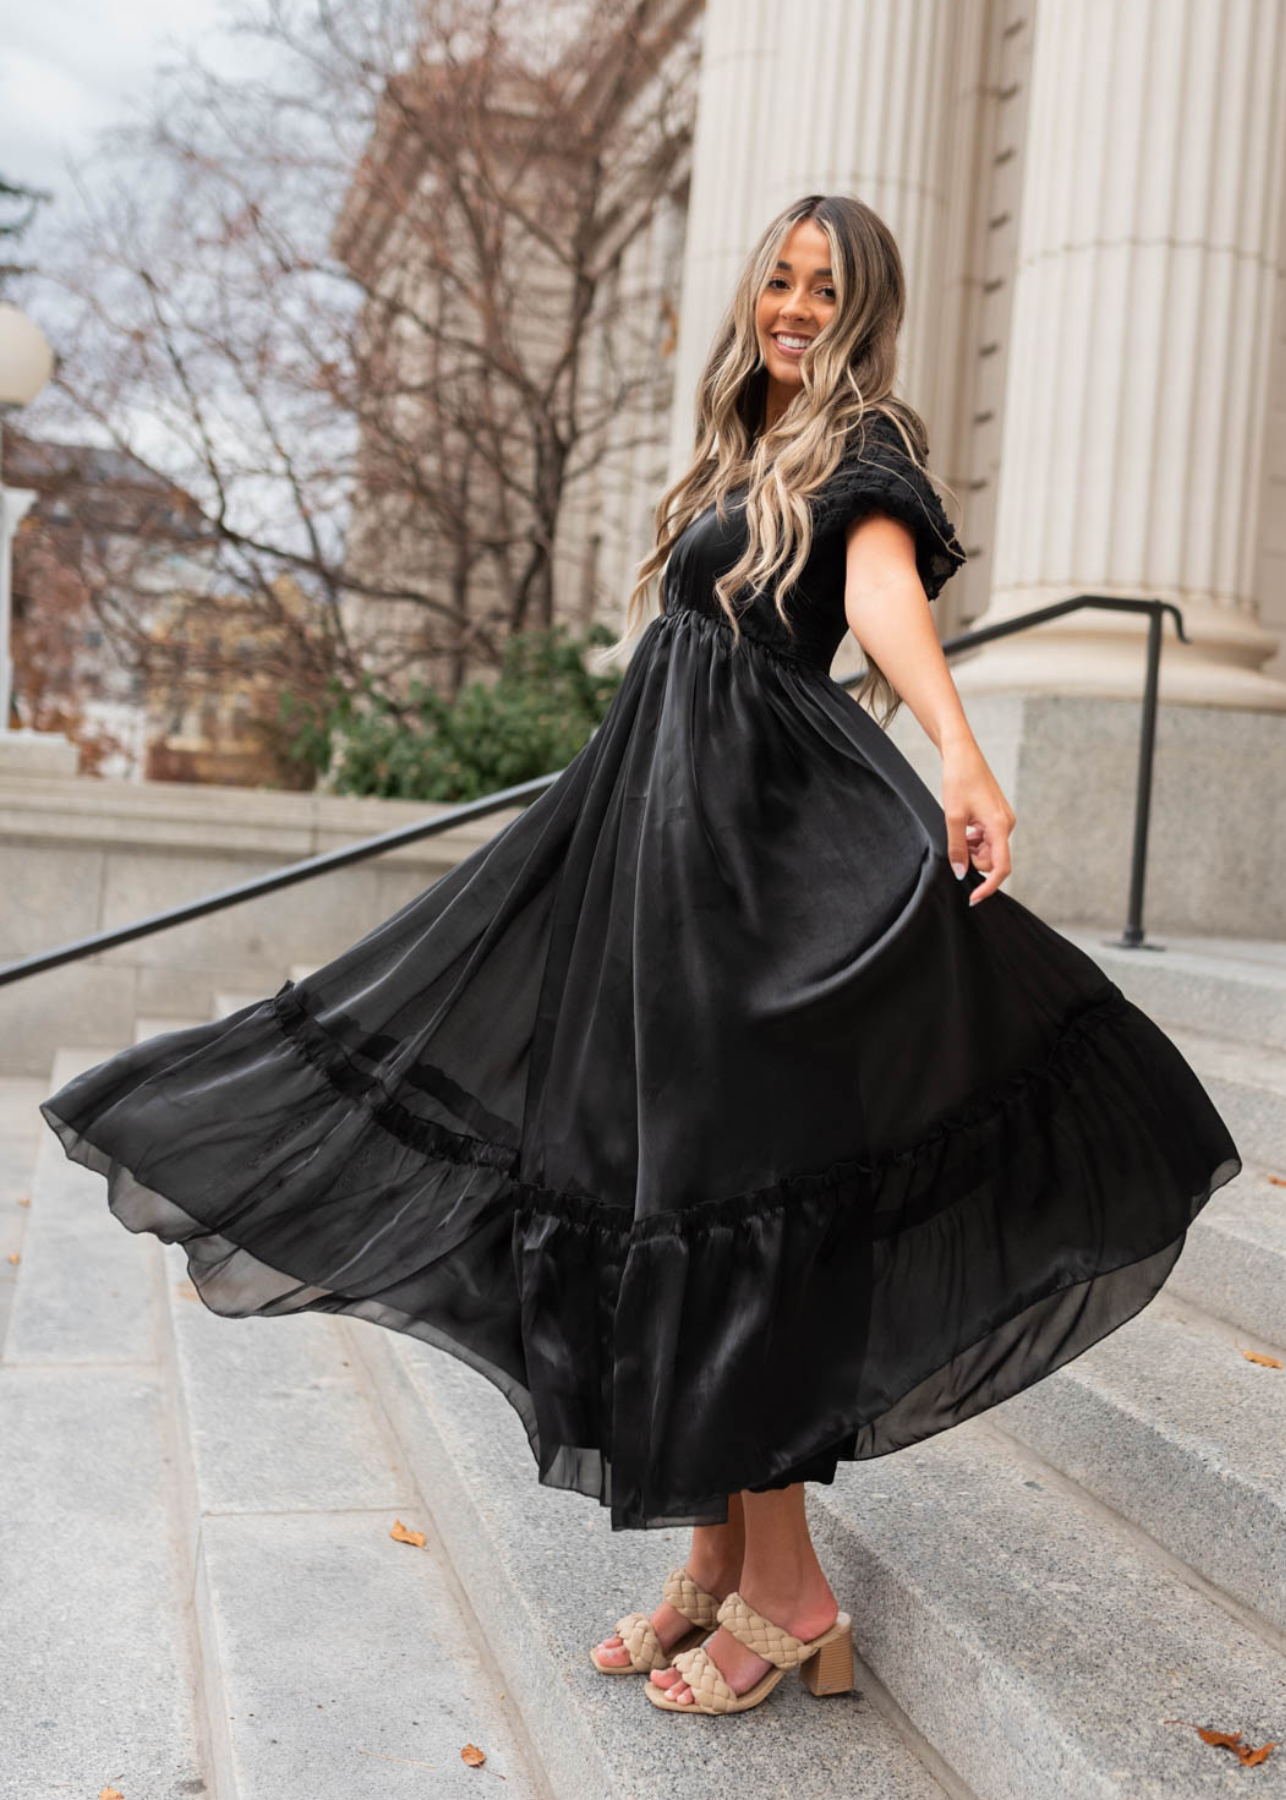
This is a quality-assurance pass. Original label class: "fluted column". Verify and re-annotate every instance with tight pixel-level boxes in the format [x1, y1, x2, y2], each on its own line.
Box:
[956, 0, 1286, 710]
[667, 0, 978, 486]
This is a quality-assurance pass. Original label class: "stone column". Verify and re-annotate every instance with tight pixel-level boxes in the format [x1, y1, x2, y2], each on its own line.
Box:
[956, 0, 1286, 710]
[667, 0, 980, 485]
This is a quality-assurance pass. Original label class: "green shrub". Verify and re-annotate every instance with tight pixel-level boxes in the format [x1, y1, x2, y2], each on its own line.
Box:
[280, 623, 623, 801]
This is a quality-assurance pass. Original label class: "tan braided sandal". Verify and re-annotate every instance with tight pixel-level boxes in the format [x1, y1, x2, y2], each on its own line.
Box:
[643, 1588, 854, 1712]
[590, 1565, 722, 1676]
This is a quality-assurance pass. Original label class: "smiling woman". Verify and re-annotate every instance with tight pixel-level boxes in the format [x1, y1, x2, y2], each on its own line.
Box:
[39, 190, 1241, 1726]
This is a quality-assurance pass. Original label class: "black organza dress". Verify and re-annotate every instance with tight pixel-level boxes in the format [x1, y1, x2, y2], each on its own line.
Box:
[39, 411, 1242, 1531]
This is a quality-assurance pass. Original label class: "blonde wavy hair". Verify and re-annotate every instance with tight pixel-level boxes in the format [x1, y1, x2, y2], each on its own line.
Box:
[601, 192, 950, 726]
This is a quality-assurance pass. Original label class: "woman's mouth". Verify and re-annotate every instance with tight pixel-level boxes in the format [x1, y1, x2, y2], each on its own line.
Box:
[770, 332, 813, 361]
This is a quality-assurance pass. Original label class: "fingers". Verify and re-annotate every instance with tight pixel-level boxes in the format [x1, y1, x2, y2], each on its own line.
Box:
[967, 832, 1012, 905]
[948, 815, 1014, 906]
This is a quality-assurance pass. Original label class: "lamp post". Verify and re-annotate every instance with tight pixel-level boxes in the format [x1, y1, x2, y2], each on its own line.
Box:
[0, 301, 55, 734]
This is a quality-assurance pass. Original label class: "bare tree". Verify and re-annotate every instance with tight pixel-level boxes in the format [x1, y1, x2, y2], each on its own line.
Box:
[25, 0, 697, 720]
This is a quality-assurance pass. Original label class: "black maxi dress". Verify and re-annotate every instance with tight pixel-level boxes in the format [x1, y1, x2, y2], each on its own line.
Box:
[39, 411, 1242, 1531]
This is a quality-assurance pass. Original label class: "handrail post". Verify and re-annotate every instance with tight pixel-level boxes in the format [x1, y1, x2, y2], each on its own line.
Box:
[1110, 602, 1165, 950]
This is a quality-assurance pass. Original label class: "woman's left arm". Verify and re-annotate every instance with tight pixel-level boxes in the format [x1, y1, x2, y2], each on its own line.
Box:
[843, 512, 1016, 905]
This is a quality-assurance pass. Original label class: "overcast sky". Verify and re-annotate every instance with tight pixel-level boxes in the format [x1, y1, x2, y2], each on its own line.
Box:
[1, 0, 246, 202]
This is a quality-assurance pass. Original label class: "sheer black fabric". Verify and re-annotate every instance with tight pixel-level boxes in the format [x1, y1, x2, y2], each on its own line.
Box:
[40, 412, 1241, 1530]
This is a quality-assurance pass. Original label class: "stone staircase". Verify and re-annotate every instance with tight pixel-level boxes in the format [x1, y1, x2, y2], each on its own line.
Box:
[2, 934, 1284, 1799]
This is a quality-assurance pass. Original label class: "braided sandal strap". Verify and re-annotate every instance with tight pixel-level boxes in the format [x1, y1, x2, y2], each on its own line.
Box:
[612, 1611, 668, 1672]
[715, 1591, 811, 1669]
[668, 1643, 740, 1713]
[662, 1565, 720, 1630]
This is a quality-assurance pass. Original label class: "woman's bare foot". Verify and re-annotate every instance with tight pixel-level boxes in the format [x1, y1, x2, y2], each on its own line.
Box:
[647, 1484, 838, 1705]
[593, 1498, 745, 1669]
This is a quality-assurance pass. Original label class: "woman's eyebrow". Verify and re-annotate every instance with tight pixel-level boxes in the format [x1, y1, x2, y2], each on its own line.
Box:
[774, 259, 834, 276]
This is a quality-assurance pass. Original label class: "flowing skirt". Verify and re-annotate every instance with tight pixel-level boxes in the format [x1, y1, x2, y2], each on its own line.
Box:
[40, 604, 1242, 1529]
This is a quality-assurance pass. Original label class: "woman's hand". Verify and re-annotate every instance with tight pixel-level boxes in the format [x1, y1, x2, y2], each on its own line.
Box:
[940, 737, 1017, 906]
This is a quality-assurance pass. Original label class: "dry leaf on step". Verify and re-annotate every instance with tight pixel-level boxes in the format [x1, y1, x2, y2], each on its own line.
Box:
[7, 1253, 19, 1265]
[1167, 1720, 1279, 1765]
[100, 1787, 125, 1799]
[461, 1743, 486, 1766]
[389, 1518, 425, 1547]
[1240, 1348, 1283, 1369]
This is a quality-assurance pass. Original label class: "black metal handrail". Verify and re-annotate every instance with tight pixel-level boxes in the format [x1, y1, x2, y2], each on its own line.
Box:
[0, 594, 1186, 989]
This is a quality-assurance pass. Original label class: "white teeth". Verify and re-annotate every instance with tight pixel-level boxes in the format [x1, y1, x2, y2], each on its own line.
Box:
[775, 335, 811, 349]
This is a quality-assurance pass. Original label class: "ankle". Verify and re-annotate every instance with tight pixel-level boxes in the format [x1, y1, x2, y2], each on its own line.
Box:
[686, 1531, 744, 1595]
[738, 1556, 835, 1619]
[685, 1547, 742, 1595]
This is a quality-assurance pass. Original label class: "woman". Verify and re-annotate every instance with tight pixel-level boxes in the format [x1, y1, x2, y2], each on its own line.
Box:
[40, 194, 1241, 1720]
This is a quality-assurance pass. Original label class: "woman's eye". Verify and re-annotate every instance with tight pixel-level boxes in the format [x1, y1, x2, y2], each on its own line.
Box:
[767, 279, 836, 299]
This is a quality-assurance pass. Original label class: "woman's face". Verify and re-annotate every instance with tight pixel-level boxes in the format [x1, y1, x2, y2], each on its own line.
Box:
[755, 218, 837, 400]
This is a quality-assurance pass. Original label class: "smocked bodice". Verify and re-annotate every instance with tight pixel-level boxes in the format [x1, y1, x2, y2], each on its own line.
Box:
[661, 490, 853, 673]
[657, 412, 968, 676]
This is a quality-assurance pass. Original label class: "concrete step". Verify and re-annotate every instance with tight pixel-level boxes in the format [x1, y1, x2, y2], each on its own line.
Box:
[1058, 925, 1286, 1055]
[810, 1417, 1286, 1800]
[354, 1323, 1286, 1799]
[990, 1295, 1286, 1633]
[1162, 1024, 1286, 1175]
[2, 1047, 207, 1799]
[349, 1321, 961, 1800]
[1167, 1158, 1286, 1347]
[1055, 924, 1286, 1172]
[0, 1073, 46, 1353]
[158, 1243, 545, 1799]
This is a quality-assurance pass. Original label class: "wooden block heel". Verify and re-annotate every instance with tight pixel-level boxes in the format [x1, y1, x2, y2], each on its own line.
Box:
[645, 1595, 856, 1714]
[799, 1616, 855, 1696]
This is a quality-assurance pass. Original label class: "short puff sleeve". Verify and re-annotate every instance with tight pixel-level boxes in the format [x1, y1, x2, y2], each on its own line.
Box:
[812, 415, 967, 601]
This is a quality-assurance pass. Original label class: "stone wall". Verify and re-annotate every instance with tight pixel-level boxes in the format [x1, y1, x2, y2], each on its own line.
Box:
[0, 748, 526, 1077]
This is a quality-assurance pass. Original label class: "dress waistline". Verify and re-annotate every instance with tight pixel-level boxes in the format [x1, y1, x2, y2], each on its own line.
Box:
[653, 603, 831, 675]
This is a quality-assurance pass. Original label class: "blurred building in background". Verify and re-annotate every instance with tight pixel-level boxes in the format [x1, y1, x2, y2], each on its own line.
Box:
[338, 0, 1286, 722]
[7, 433, 317, 785]
[333, 0, 700, 697]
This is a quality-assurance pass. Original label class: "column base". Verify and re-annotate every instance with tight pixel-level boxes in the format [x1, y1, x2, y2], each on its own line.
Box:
[885, 692, 1286, 940]
[948, 606, 1286, 713]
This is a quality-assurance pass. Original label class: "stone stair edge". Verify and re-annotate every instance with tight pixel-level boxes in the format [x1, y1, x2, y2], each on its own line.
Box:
[357, 1321, 1286, 1800]
[348, 1319, 955, 1800]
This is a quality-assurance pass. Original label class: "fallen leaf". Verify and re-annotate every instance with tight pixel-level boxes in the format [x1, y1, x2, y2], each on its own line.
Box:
[1240, 1348, 1283, 1369]
[1267, 1173, 1286, 1186]
[175, 1280, 200, 1303]
[100, 1787, 125, 1799]
[390, 1518, 425, 1547]
[7, 1252, 19, 1265]
[461, 1743, 486, 1767]
[1167, 1720, 1279, 1765]
[15, 1196, 30, 1207]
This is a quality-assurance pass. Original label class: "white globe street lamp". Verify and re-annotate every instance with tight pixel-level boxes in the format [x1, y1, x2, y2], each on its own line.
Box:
[0, 301, 55, 735]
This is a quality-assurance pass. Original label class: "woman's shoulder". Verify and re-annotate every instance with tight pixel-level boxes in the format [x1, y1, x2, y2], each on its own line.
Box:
[811, 409, 967, 601]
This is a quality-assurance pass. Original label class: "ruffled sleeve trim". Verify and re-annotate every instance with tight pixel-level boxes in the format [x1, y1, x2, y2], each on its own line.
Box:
[812, 414, 968, 601]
